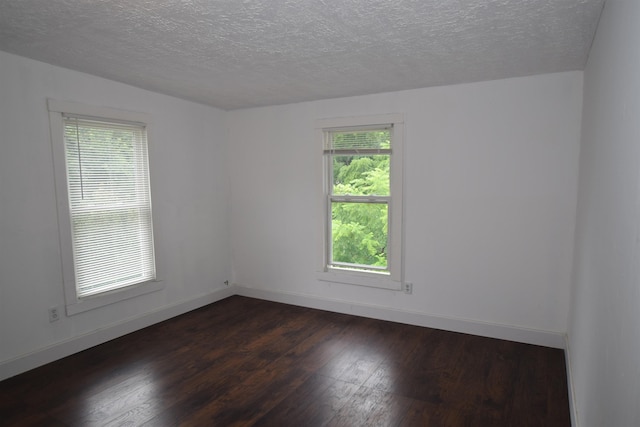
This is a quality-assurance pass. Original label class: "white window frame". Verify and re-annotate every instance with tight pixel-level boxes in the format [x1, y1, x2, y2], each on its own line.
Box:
[316, 113, 404, 290]
[48, 99, 163, 315]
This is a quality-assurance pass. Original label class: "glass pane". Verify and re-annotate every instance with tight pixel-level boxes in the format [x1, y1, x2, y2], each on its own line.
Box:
[332, 154, 390, 196]
[331, 201, 388, 268]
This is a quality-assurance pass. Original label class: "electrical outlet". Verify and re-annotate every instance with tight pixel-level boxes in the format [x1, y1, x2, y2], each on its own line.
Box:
[49, 307, 61, 323]
[403, 282, 413, 294]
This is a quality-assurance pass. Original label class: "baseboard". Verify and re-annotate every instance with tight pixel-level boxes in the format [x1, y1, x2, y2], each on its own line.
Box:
[1, 284, 567, 382]
[0, 287, 234, 382]
[564, 335, 579, 427]
[234, 285, 566, 349]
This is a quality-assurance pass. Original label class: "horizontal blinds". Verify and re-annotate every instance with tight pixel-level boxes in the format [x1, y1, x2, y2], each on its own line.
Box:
[63, 116, 155, 297]
[323, 126, 392, 155]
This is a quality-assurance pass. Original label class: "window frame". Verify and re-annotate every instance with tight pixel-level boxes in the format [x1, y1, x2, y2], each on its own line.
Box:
[48, 99, 163, 315]
[316, 113, 404, 290]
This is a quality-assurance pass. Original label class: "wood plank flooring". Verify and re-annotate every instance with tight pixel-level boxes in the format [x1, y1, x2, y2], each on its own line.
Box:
[0, 296, 570, 426]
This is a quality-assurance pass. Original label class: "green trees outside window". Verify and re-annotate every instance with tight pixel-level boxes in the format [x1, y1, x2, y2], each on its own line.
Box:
[328, 130, 391, 270]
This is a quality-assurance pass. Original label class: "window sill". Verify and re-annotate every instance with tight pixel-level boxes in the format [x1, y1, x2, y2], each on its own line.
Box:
[65, 280, 164, 316]
[317, 270, 402, 291]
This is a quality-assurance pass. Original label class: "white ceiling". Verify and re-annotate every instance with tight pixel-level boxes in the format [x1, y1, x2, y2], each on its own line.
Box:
[0, 0, 604, 110]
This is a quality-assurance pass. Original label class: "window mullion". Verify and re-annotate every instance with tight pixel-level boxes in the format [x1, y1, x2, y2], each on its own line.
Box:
[329, 195, 390, 203]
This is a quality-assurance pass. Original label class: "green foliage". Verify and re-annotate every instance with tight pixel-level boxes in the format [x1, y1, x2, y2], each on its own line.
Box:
[332, 202, 388, 267]
[330, 130, 391, 269]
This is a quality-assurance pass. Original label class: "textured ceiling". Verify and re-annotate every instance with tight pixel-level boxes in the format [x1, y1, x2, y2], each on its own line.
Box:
[0, 0, 604, 110]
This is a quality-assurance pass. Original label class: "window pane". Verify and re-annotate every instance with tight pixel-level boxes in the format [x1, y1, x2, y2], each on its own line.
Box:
[332, 154, 390, 196]
[331, 201, 388, 268]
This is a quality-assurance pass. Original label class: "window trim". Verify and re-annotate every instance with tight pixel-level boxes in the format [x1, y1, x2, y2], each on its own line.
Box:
[316, 113, 404, 291]
[48, 99, 163, 316]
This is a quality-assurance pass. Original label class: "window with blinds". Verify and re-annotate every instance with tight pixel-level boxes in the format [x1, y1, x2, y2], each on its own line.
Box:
[316, 114, 404, 290]
[62, 115, 156, 298]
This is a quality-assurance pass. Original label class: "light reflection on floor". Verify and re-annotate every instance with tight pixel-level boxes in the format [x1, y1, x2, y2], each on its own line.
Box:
[77, 365, 160, 426]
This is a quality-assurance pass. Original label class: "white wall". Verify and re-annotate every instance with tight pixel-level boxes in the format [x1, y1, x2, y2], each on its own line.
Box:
[0, 51, 232, 376]
[568, 1, 640, 426]
[0, 47, 585, 381]
[227, 71, 583, 337]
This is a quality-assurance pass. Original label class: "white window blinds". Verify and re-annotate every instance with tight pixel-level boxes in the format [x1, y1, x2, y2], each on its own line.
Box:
[63, 115, 155, 297]
[323, 125, 392, 155]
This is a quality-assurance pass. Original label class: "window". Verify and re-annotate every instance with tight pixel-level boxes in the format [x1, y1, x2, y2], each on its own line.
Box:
[317, 114, 404, 289]
[48, 100, 161, 315]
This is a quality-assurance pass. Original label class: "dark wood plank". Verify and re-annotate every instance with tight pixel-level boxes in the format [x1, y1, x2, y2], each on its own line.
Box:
[0, 296, 570, 426]
[253, 374, 360, 427]
[325, 385, 413, 427]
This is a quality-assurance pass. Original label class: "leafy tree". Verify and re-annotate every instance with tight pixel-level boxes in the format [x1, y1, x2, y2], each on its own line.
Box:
[330, 130, 390, 269]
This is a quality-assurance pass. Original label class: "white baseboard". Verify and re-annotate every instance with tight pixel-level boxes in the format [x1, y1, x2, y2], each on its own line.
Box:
[0, 287, 234, 382]
[564, 335, 579, 427]
[234, 286, 566, 349]
[1, 284, 567, 383]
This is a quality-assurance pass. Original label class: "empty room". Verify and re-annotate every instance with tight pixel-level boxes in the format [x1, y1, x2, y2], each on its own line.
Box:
[0, 1, 637, 426]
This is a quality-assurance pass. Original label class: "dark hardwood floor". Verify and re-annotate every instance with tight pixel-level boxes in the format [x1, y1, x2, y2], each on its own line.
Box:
[0, 296, 570, 426]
